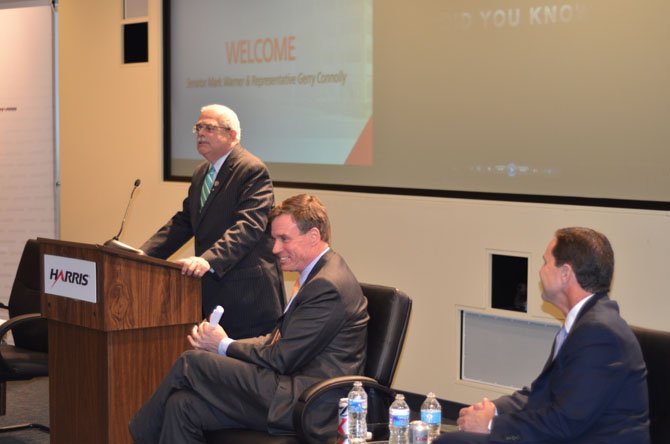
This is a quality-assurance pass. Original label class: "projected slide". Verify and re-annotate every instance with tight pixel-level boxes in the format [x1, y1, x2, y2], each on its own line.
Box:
[167, 0, 670, 207]
[169, 0, 372, 172]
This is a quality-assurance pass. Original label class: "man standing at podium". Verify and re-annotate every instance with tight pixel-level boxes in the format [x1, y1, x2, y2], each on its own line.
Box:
[129, 194, 368, 443]
[139, 104, 284, 339]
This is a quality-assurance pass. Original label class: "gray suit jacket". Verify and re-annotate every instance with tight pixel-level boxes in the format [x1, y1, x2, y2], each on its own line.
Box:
[227, 250, 369, 433]
[141, 145, 284, 338]
[492, 293, 650, 444]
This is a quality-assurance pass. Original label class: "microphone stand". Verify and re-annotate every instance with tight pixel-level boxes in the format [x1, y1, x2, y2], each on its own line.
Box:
[103, 179, 143, 254]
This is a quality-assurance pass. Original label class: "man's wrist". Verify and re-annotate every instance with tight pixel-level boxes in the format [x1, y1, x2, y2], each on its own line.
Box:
[218, 337, 234, 355]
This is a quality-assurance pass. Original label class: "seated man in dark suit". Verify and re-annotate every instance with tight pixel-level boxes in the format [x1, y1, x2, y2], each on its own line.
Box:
[129, 194, 369, 443]
[435, 227, 650, 444]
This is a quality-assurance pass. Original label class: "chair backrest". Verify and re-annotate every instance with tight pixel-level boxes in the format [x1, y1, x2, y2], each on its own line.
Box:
[360, 283, 412, 387]
[631, 325, 670, 444]
[7, 239, 48, 352]
[290, 284, 412, 443]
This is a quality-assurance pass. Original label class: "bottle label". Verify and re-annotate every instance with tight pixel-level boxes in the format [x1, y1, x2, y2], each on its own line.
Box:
[349, 398, 364, 413]
[421, 410, 441, 425]
[390, 409, 410, 427]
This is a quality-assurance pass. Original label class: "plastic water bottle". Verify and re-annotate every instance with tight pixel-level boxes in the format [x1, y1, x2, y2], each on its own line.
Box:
[389, 393, 410, 444]
[420, 392, 442, 443]
[347, 381, 368, 443]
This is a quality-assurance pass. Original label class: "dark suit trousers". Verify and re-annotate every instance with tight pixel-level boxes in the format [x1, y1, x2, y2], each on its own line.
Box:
[129, 350, 277, 444]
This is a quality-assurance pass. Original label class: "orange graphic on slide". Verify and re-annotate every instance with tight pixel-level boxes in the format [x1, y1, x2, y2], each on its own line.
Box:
[345, 116, 373, 165]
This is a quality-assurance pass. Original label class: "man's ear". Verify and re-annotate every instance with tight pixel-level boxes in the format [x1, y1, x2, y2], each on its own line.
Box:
[560, 263, 573, 283]
[308, 227, 321, 244]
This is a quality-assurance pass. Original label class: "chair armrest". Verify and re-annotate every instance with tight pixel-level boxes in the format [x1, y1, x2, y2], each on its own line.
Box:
[0, 312, 44, 343]
[297, 375, 390, 404]
[0, 312, 45, 374]
[293, 376, 396, 444]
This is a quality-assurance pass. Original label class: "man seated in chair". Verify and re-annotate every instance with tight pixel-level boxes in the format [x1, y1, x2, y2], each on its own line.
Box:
[129, 194, 369, 443]
[435, 227, 650, 444]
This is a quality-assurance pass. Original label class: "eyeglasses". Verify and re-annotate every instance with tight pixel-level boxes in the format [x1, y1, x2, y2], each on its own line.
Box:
[192, 123, 230, 134]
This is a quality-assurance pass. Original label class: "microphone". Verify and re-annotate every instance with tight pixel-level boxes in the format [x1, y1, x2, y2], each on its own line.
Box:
[104, 179, 143, 253]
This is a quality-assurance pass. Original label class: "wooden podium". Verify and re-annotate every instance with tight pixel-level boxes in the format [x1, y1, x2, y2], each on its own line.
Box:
[38, 238, 201, 444]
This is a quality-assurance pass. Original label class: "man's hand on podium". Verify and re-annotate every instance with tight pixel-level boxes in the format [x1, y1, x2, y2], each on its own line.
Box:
[176, 256, 211, 277]
[188, 319, 228, 353]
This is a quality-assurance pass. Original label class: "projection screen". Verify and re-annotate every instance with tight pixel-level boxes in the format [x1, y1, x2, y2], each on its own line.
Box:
[163, 0, 670, 210]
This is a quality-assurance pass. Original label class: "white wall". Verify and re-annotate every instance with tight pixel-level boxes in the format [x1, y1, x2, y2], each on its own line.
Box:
[271, 189, 669, 403]
[58, 0, 670, 405]
[0, 4, 55, 307]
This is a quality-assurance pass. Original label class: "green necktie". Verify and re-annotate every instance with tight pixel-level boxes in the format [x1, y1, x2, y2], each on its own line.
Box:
[200, 165, 216, 208]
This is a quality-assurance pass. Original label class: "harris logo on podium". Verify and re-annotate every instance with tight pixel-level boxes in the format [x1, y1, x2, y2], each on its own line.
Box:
[44, 254, 97, 303]
[49, 268, 90, 287]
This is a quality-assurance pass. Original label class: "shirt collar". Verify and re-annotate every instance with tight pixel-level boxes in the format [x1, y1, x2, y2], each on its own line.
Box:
[564, 293, 595, 333]
[211, 150, 232, 174]
[283, 247, 330, 314]
[298, 246, 330, 286]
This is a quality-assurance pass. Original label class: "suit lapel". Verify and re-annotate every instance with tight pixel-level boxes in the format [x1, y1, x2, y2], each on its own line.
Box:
[271, 251, 332, 341]
[191, 162, 209, 224]
[269, 313, 286, 344]
[573, 292, 608, 323]
[538, 292, 609, 374]
[281, 251, 332, 321]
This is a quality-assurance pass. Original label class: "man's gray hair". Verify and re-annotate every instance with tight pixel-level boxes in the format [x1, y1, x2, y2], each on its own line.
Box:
[201, 104, 241, 142]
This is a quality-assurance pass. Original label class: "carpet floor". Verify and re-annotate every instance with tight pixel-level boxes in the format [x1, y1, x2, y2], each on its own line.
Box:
[0, 377, 49, 444]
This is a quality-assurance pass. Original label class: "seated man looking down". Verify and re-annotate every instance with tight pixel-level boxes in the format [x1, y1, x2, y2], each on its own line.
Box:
[129, 193, 369, 443]
[435, 227, 650, 444]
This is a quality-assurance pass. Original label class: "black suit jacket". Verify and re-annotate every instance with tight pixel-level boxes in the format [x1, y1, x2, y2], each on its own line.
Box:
[141, 145, 284, 338]
[492, 293, 650, 444]
[227, 250, 369, 433]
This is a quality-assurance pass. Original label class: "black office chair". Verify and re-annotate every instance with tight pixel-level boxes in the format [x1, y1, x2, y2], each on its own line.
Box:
[631, 325, 670, 444]
[0, 239, 49, 434]
[205, 283, 412, 444]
